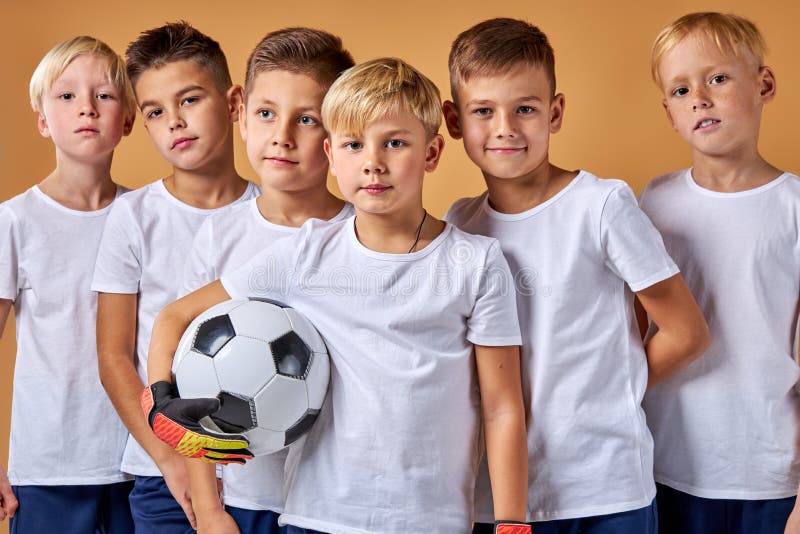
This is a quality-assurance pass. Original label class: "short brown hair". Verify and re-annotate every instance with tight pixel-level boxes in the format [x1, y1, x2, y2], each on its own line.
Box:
[125, 21, 232, 93]
[244, 27, 354, 99]
[322, 57, 441, 139]
[651, 12, 767, 87]
[449, 18, 556, 100]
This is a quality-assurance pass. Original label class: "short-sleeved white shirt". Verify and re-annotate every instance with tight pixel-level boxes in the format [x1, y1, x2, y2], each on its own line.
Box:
[181, 198, 353, 512]
[640, 169, 800, 500]
[221, 217, 521, 534]
[91, 179, 259, 476]
[445, 171, 679, 521]
[0, 185, 131, 485]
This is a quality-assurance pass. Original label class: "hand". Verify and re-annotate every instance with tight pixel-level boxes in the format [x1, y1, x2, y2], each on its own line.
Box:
[141, 381, 253, 464]
[197, 507, 240, 534]
[495, 521, 531, 534]
[0, 466, 18, 521]
[785, 502, 800, 534]
[157, 452, 197, 529]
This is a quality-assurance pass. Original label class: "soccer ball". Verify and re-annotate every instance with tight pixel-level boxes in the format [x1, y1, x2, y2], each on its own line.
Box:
[172, 299, 329, 456]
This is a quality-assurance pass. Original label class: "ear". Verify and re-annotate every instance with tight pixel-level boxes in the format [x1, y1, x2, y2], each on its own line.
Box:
[549, 93, 566, 134]
[424, 134, 445, 173]
[442, 100, 463, 139]
[238, 102, 248, 142]
[122, 112, 135, 137]
[226, 85, 244, 123]
[323, 137, 336, 176]
[37, 112, 51, 138]
[758, 66, 776, 103]
[662, 99, 677, 131]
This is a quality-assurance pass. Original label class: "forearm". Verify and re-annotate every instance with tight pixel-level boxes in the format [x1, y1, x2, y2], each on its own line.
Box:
[644, 323, 709, 387]
[187, 459, 222, 516]
[484, 406, 528, 521]
[148, 303, 193, 384]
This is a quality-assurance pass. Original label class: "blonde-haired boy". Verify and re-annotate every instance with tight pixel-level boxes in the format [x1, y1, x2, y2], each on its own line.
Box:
[142, 57, 530, 534]
[0, 35, 135, 532]
[443, 18, 710, 533]
[640, 11, 800, 534]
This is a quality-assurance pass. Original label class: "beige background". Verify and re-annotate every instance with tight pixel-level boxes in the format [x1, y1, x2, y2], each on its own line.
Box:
[0, 0, 797, 529]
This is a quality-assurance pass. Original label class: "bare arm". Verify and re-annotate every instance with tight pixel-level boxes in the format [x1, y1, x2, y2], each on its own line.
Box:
[635, 274, 710, 387]
[475, 344, 528, 522]
[96, 292, 196, 527]
[0, 299, 19, 521]
[187, 460, 239, 533]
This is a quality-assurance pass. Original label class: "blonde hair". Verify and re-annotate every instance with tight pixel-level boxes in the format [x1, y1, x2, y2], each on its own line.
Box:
[321, 57, 442, 139]
[30, 36, 136, 118]
[651, 12, 767, 86]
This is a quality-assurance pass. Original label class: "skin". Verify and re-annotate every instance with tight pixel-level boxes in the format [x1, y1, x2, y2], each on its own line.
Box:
[1, 53, 133, 523]
[657, 33, 798, 533]
[445, 62, 710, 393]
[96, 59, 249, 529]
[149, 109, 528, 523]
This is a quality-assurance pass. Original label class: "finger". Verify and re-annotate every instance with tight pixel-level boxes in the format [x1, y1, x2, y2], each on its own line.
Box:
[181, 397, 221, 421]
[178, 497, 197, 530]
[201, 451, 248, 465]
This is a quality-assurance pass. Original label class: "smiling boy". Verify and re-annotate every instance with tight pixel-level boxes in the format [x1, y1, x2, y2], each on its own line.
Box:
[91, 22, 258, 533]
[639, 12, 800, 534]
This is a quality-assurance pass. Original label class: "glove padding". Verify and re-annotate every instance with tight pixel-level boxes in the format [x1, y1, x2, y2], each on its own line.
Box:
[494, 521, 531, 534]
[141, 381, 253, 464]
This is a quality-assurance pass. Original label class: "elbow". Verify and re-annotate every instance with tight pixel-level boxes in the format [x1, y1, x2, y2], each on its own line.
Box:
[678, 320, 712, 364]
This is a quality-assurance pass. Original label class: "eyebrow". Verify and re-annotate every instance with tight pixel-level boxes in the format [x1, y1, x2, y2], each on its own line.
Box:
[139, 85, 205, 110]
[465, 96, 544, 106]
[249, 99, 320, 113]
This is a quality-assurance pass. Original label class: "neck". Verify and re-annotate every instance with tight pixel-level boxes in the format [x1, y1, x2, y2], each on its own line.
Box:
[165, 144, 247, 209]
[692, 146, 782, 192]
[256, 185, 344, 227]
[38, 149, 117, 211]
[484, 160, 578, 214]
[354, 205, 441, 254]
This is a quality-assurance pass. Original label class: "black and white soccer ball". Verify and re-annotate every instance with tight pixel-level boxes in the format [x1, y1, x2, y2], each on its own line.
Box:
[172, 299, 329, 456]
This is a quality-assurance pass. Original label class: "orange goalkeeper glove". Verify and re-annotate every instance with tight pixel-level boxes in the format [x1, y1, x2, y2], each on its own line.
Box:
[494, 521, 531, 534]
[141, 381, 253, 464]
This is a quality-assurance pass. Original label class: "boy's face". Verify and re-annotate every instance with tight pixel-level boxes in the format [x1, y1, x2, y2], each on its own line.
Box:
[239, 70, 329, 192]
[658, 33, 775, 158]
[324, 109, 443, 217]
[443, 63, 563, 182]
[135, 60, 241, 172]
[38, 53, 133, 163]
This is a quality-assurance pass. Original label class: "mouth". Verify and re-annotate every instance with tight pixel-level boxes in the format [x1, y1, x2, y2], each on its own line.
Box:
[265, 156, 299, 167]
[74, 127, 99, 135]
[694, 118, 720, 130]
[361, 184, 392, 195]
[485, 146, 527, 155]
[171, 137, 198, 149]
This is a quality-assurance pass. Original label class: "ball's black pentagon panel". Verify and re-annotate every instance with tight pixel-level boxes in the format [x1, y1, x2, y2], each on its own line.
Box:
[211, 392, 257, 432]
[270, 331, 312, 379]
[193, 314, 236, 357]
[284, 409, 320, 446]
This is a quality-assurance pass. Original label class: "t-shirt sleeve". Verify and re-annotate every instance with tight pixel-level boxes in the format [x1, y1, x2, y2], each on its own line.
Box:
[466, 240, 522, 346]
[180, 219, 215, 297]
[91, 201, 142, 294]
[600, 184, 679, 292]
[0, 206, 20, 301]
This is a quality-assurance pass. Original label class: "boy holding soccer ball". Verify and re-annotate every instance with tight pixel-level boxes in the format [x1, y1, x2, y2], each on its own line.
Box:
[144, 57, 530, 533]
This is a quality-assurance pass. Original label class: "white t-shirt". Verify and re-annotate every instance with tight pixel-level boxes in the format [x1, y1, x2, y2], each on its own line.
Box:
[0, 185, 131, 485]
[639, 169, 800, 500]
[181, 198, 354, 512]
[445, 171, 679, 522]
[91, 179, 259, 476]
[221, 217, 522, 534]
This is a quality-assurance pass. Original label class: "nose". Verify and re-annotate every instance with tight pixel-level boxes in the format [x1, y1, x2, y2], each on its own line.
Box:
[493, 110, 516, 138]
[271, 119, 295, 148]
[692, 88, 712, 111]
[168, 111, 186, 131]
[361, 145, 385, 175]
[79, 96, 97, 118]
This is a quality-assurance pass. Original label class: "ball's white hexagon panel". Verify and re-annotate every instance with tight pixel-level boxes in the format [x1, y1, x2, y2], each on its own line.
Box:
[214, 336, 276, 397]
[173, 299, 246, 373]
[175, 350, 222, 399]
[244, 426, 288, 456]
[304, 351, 330, 410]
[283, 307, 327, 354]
[228, 300, 292, 343]
[253, 374, 310, 432]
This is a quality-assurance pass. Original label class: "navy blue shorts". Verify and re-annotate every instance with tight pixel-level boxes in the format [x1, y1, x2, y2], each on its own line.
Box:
[128, 476, 193, 534]
[656, 483, 795, 534]
[226, 506, 286, 534]
[10, 480, 134, 534]
[473, 499, 657, 534]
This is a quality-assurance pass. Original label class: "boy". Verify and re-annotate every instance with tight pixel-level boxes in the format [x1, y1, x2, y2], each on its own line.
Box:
[0, 36, 136, 532]
[180, 28, 354, 534]
[143, 57, 531, 534]
[640, 12, 800, 534]
[91, 22, 258, 533]
[442, 18, 710, 533]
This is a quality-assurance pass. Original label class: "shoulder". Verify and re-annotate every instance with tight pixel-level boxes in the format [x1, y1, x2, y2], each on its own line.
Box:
[640, 169, 687, 200]
[1, 187, 38, 221]
[444, 224, 503, 266]
[110, 180, 163, 213]
[443, 192, 487, 224]
[207, 197, 254, 227]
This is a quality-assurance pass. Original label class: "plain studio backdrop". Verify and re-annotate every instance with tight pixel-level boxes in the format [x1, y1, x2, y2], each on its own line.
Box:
[0, 1, 797, 530]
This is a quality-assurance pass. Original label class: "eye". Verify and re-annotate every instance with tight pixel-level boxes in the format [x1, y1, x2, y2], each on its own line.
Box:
[59, 92, 75, 101]
[96, 92, 114, 100]
[344, 141, 363, 151]
[181, 96, 199, 106]
[671, 87, 689, 97]
[517, 105, 535, 114]
[257, 109, 275, 120]
[710, 75, 728, 85]
[145, 108, 162, 120]
[473, 107, 492, 117]
[386, 139, 405, 149]
[299, 115, 318, 126]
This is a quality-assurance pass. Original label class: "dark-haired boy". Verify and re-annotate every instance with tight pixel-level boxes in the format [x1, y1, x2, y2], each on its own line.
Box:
[443, 18, 710, 533]
[91, 22, 258, 533]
